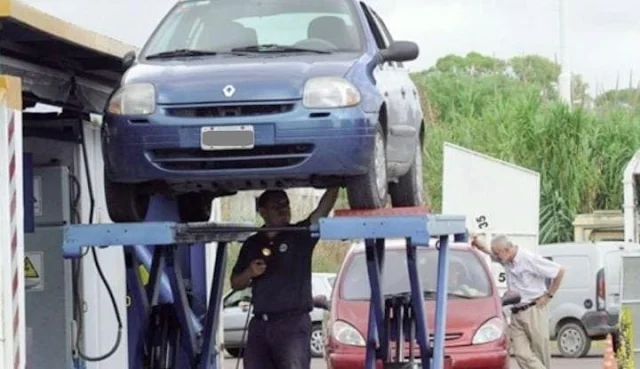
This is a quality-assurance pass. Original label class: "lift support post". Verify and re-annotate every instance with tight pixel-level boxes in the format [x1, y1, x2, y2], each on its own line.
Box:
[61, 195, 467, 369]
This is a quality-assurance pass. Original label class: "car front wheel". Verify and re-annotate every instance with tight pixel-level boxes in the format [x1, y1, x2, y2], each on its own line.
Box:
[310, 324, 324, 358]
[104, 169, 150, 223]
[347, 123, 388, 209]
[389, 137, 425, 207]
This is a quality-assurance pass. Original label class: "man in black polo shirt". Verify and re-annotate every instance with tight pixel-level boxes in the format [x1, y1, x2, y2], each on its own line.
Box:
[230, 187, 339, 369]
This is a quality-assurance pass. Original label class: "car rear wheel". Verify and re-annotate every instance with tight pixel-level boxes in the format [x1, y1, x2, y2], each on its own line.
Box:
[556, 321, 591, 358]
[389, 137, 425, 207]
[347, 123, 388, 209]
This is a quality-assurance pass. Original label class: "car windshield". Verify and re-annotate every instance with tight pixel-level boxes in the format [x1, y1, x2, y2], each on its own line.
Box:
[340, 248, 493, 300]
[141, 0, 364, 58]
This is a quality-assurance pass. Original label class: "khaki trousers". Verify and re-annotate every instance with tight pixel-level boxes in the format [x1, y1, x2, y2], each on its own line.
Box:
[509, 304, 551, 369]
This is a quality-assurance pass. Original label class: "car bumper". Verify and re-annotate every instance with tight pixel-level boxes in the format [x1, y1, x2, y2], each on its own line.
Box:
[583, 310, 619, 338]
[326, 346, 508, 369]
[102, 101, 377, 189]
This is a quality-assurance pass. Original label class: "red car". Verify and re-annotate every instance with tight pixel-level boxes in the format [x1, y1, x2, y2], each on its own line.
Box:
[322, 239, 520, 369]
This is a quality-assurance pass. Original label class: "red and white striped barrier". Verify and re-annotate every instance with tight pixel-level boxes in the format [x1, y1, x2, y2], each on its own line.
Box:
[0, 75, 25, 369]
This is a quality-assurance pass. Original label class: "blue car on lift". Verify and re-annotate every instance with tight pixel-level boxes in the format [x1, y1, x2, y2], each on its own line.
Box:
[101, 0, 426, 222]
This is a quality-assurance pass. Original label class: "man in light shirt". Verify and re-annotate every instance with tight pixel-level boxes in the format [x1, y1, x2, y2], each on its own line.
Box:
[471, 234, 565, 369]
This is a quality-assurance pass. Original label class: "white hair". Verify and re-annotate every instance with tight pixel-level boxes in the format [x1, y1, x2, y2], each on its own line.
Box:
[491, 234, 514, 249]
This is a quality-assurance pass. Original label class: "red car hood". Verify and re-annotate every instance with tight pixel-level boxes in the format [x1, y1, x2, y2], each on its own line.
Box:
[335, 297, 500, 347]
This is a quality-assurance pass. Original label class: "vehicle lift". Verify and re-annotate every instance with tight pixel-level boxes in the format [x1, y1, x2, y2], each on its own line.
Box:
[61, 195, 467, 369]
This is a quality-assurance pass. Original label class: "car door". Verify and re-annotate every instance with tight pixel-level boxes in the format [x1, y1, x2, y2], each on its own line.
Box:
[370, 9, 421, 163]
[222, 288, 253, 346]
[358, 3, 404, 166]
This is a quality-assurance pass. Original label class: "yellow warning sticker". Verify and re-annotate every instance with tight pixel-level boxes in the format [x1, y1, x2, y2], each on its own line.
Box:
[25, 256, 39, 279]
[127, 265, 150, 308]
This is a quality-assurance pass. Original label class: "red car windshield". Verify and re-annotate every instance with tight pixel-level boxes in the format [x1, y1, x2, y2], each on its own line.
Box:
[340, 248, 493, 300]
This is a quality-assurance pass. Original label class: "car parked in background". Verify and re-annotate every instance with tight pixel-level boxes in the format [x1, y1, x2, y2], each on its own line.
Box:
[537, 241, 640, 357]
[322, 239, 519, 369]
[222, 272, 336, 358]
[101, 0, 425, 223]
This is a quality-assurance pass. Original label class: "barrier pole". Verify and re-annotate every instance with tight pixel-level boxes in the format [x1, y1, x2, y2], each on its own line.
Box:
[0, 75, 25, 369]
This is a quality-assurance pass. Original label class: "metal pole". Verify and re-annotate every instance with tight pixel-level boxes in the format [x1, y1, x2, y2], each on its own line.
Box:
[557, 0, 572, 106]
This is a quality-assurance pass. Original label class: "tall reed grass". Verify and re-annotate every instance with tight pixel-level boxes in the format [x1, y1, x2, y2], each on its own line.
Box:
[413, 70, 640, 244]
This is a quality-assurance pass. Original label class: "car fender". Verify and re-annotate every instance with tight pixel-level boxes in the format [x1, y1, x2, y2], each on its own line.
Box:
[344, 54, 385, 114]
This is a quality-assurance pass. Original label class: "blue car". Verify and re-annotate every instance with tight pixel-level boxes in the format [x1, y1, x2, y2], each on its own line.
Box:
[102, 0, 426, 222]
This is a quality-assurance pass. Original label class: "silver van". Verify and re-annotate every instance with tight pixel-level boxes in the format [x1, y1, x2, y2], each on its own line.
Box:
[537, 241, 640, 357]
[221, 272, 336, 358]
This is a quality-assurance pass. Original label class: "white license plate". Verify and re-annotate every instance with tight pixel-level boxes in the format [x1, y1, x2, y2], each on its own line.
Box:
[200, 125, 255, 150]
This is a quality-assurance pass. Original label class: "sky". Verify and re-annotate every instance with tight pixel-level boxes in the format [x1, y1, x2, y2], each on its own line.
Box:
[22, 0, 640, 96]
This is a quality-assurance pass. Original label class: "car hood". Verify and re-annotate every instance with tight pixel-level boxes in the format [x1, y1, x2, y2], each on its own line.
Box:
[123, 54, 360, 104]
[335, 297, 501, 347]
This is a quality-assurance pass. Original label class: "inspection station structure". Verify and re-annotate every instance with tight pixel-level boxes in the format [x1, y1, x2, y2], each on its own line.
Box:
[0, 1, 469, 369]
[63, 199, 468, 369]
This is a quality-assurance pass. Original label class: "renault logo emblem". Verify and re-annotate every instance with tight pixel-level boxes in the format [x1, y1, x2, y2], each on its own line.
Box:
[222, 85, 236, 97]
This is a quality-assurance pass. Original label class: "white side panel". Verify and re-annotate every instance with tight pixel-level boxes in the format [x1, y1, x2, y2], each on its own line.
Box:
[441, 142, 541, 293]
[0, 86, 26, 369]
[622, 149, 640, 242]
[78, 122, 128, 369]
[205, 198, 224, 368]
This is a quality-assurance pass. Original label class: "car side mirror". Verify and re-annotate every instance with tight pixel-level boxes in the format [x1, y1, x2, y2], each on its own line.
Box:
[501, 291, 521, 306]
[313, 295, 330, 310]
[379, 41, 419, 63]
[122, 50, 137, 71]
[239, 301, 251, 312]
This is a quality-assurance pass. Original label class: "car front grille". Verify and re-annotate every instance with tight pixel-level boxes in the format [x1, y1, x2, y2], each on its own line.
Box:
[149, 144, 314, 171]
[164, 103, 295, 118]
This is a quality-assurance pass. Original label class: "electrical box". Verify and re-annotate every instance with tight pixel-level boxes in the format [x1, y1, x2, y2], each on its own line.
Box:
[25, 166, 74, 369]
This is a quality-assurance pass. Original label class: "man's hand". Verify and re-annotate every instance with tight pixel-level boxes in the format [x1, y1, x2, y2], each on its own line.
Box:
[470, 233, 487, 251]
[248, 259, 267, 278]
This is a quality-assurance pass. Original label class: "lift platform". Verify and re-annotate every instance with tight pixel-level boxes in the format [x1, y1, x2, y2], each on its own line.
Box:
[61, 195, 467, 369]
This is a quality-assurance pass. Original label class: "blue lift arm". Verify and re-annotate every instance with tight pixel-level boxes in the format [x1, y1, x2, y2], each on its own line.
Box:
[61, 195, 468, 369]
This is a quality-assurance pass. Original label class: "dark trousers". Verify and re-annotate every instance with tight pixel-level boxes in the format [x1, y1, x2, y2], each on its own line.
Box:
[243, 313, 312, 369]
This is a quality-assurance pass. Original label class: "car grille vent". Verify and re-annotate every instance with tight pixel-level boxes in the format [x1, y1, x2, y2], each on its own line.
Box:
[149, 144, 314, 171]
[164, 103, 295, 118]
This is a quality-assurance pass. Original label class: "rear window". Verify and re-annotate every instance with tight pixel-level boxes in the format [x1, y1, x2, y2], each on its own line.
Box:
[340, 248, 493, 300]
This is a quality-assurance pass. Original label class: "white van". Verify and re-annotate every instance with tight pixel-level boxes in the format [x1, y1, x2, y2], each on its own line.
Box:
[537, 241, 640, 358]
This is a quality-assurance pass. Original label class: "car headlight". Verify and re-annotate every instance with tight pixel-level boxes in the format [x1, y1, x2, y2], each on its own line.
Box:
[107, 83, 156, 115]
[332, 320, 366, 347]
[472, 317, 504, 345]
[303, 77, 360, 108]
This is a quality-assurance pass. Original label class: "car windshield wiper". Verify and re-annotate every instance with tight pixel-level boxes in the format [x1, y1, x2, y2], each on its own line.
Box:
[231, 44, 331, 54]
[145, 49, 219, 59]
[423, 289, 474, 299]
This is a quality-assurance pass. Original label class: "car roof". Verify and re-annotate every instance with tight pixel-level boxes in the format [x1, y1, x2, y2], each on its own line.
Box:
[346, 237, 472, 255]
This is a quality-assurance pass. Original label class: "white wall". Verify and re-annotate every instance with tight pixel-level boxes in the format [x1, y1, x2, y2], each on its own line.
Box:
[76, 122, 129, 369]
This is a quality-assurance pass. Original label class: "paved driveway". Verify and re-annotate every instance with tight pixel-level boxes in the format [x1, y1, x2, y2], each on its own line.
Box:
[223, 340, 606, 368]
[223, 354, 604, 369]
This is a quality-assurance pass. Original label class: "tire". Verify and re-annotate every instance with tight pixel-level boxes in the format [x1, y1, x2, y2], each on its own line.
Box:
[310, 324, 324, 358]
[347, 124, 388, 209]
[104, 169, 150, 223]
[389, 137, 425, 207]
[177, 192, 215, 222]
[226, 348, 243, 358]
[556, 321, 591, 358]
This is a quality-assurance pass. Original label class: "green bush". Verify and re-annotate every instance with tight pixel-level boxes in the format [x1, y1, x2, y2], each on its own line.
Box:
[617, 307, 635, 369]
[412, 53, 640, 244]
